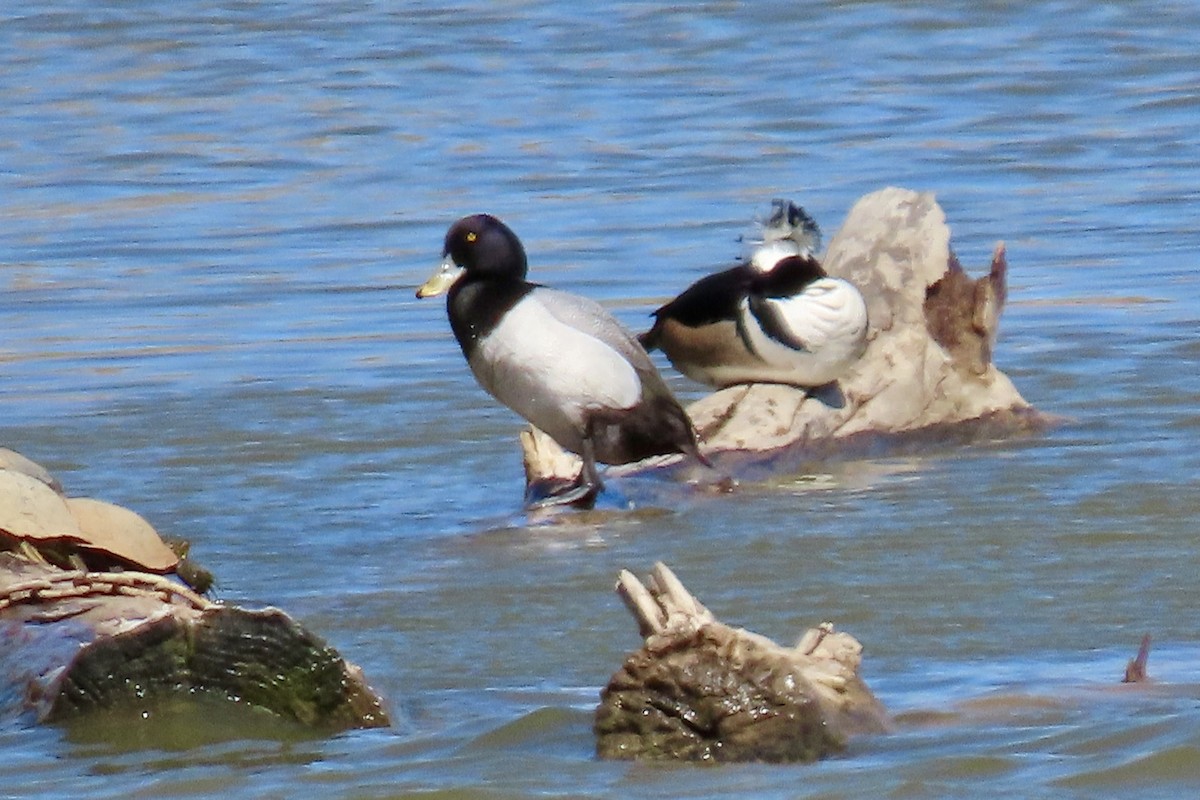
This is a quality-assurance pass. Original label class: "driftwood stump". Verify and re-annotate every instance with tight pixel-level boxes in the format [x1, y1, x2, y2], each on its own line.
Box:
[0, 554, 388, 729]
[0, 554, 386, 729]
[595, 563, 886, 763]
[0, 449, 387, 731]
[524, 187, 1048, 493]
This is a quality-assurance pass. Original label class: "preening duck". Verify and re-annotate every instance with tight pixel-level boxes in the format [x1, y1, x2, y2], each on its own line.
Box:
[417, 213, 708, 509]
[639, 200, 869, 390]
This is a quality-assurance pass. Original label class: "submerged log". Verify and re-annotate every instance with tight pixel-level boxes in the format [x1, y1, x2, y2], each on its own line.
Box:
[524, 188, 1049, 495]
[0, 554, 388, 729]
[0, 449, 387, 731]
[595, 563, 886, 763]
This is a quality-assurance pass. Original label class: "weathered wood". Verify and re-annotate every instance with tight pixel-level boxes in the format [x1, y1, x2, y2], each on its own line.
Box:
[595, 562, 886, 763]
[0, 450, 387, 731]
[0, 553, 388, 729]
[1123, 635, 1152, 683]
[523, 188, 1049, 495]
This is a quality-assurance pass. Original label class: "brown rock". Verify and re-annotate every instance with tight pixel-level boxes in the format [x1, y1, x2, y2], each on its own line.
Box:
[595, 563, 886, 763]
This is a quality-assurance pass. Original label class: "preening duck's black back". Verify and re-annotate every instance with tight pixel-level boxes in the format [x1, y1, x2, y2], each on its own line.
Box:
[639, 265, 753, 349]
[752, 254, 827, 298]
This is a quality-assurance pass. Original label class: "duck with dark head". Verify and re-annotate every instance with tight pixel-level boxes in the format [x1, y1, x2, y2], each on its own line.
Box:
[417, 213, 709, 509]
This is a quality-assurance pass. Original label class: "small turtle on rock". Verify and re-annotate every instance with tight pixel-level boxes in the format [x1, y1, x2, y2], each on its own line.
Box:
[0, 447, 210, 590]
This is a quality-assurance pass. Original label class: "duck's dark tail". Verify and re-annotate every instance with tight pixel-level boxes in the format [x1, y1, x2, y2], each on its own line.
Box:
[589, 394, 708, 469]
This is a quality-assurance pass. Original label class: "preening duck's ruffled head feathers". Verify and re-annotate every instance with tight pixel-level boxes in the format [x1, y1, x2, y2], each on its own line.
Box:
[762, 199, 821, 252]
[747, 199, 822, 273]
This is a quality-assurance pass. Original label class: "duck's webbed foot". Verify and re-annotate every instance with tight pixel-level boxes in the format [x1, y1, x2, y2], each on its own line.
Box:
[524, 434, 603, 510]
[525, 476, 600, 510]
[807, 381, 847, 409]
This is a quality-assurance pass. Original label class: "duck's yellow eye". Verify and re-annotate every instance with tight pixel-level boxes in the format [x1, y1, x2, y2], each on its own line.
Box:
[466, 231, 477, 243]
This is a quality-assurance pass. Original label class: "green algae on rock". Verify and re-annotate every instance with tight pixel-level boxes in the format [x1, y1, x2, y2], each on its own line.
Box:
[0, 448, 388, 733]
[596, 563, 886, 763]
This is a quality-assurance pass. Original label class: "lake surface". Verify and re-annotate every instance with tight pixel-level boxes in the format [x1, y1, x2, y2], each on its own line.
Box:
[3, 1, 1200, 797]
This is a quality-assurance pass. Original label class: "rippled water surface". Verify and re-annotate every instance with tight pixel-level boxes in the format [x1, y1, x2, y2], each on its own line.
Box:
[3, 2, 1200, 797]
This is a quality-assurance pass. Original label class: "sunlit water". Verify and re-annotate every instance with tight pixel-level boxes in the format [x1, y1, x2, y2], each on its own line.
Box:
[2, 2, 1200, 797]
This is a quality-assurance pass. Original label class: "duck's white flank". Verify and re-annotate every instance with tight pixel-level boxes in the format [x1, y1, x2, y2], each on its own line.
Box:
[468, 292, 641, 451]
[735, 277, 869, 387]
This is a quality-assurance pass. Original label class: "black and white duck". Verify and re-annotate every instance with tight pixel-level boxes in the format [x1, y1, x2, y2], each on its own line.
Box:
[417, 213, 708, 508]
[639, 200, 868, 390]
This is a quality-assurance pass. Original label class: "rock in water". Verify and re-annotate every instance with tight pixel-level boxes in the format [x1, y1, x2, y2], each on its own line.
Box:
[595, 563, 886, 763]
[690, 187, 1036, 452]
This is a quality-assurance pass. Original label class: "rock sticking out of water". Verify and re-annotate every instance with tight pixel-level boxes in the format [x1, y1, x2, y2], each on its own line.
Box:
[595, 562, 887, 763]
[0, 450, 389, 732]
[1123, 635, 1152, 683]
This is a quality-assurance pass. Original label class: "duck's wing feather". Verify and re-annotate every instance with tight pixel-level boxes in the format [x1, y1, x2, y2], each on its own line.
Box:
[747, 293, 811, 352]
[533, 285, 697, 431]
[531, 287, 704, 464]
[747, 279, 867, 354]
[651, 265, 753, 327]
[532, 287, 659, 375]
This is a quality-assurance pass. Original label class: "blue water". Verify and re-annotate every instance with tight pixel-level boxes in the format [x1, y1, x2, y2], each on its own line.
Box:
[3, 1, 1200, 797]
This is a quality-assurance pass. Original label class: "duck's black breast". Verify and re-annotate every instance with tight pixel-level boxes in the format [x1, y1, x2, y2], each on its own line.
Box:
[653, 265, 753, 327]
[447, 277, 536, 358]
[752, 254, 826, 298]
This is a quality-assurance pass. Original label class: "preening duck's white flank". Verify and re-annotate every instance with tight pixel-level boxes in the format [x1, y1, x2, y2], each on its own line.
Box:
[735, 276, 869, 387]
[469, 289, 642, 454]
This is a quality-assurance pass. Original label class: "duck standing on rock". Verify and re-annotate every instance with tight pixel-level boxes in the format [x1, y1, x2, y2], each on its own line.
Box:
[417, 213, 709, 509]
[639, 200, 869, 391]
